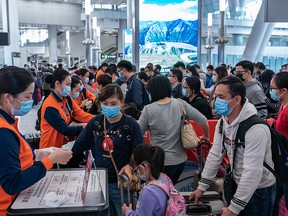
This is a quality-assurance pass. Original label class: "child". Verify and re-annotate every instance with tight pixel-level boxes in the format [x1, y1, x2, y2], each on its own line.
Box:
[122, 143, 186, 216]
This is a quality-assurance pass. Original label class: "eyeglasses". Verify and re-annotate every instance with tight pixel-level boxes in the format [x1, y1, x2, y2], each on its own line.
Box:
[235, 70, 247, 74]
[133, 162, 149, 174]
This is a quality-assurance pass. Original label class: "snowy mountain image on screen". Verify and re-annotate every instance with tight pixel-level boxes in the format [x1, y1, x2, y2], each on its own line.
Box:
[125, 19, 199, 67]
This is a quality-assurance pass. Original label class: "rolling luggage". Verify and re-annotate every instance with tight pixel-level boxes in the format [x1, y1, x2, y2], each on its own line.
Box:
[181, 191, 225, 216]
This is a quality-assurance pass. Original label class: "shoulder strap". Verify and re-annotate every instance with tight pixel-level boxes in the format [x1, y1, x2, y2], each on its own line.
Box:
[92, 114, 105, 135]
[177, 99, 188, 121]
[235, 114, 266, 148]
[146, 180, 170, 197]
[122, 115, 133, 145]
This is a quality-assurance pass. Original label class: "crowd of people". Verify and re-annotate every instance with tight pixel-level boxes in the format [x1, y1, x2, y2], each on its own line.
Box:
[0, 59, 288, 216]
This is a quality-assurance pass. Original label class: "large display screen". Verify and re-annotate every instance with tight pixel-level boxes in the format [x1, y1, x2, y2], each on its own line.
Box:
[125, 0, 198, 69]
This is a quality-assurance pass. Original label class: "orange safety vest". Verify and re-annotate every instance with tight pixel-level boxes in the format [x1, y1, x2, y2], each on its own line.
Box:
[40, 93, 94, 148]
[0, 117, 52, 215]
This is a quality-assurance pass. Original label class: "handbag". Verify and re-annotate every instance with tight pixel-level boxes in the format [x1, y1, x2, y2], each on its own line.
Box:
[103, 117, 141, 192]
[177, 99, 199, 149]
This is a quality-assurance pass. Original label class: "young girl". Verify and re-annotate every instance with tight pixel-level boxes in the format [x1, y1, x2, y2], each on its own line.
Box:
[122, 143, 184, 216]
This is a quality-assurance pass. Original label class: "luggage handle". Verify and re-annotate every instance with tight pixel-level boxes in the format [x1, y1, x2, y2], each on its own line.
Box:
[119, 174, 131, 206]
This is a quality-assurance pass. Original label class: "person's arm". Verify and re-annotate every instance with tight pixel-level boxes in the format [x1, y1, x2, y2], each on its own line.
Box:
[228, 124, 271, 215]
[131, 80, 143, 109]
[0, 129, 52, 195]
[183, 100, 209, 139]
[71, 99, 95, 123]
[138, 106, 149, 135]
[44, 107, 83, 137]
[265, 97, 281, 113]
[197, 120, 224, 191]
[72, 117, 95, 155]
[251, 90, 267, 119]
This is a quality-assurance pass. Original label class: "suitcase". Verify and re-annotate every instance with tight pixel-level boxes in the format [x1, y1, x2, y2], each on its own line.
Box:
[181, 191, 225, 215]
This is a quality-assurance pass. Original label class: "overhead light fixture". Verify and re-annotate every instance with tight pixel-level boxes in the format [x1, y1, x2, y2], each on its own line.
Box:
[220, 0, 225, 12]
[207, 13, 212, 27]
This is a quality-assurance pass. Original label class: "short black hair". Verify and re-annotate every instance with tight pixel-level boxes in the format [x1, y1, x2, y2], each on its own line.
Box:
[192, 64, 200, 69]
[132, 65, 137, 72]
[155, 64, 161, 71]
[96, 74, 112, 87]
[170, 68, 183, 82]
[76, 68, 89, 77]
[117, 60, 133, 72]
[254, 62, 265, 70]
[259, 69, 274, 84]
[98, 84, 124, 102]
[0, 66, 34, 96]
[216, 76, 246, 105]
[185, 76, 201, 95]
[207, 65, 214, 70]
[46, 69, 70, 89]
[106, 67, 118, 76]
[100, 63, 109, 70]
[89, 72, 95, 80]
[173, 61, 185, 69]
[147, 76, 171, 102]
[236, 60, 254, 75]
[186, 65, 199, 77]
[133, 143, 165, 179]
[71, 76, 81, 89]
[145, 65, 153, 71]
[137, 72, 149, 82]
[273, 72, 288, 89]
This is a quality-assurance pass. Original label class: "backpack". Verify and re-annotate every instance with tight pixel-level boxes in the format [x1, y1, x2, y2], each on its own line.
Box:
[220, 114, 288, 184]
[146, 175, 187, 216]
[35, 96, 73, 131]
[200, 72, 213, 88]
[129, 79, 150, 109]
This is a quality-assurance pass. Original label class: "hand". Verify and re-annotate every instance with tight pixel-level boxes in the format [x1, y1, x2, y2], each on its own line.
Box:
[222, 207, 237, 216]
[86, 100, 93, 109]
[48, 149, 72, 165]
[119, 164, 133, 182]
[189, 189, 204, 204]
[122, 203, 132, 214]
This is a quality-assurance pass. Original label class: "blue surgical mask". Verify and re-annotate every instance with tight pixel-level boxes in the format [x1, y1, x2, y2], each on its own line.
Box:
[80, 85, 84, 91]
[60, 86, 71, 97]
[84, 77, 89, 84]
[101, 105, 121, 118]
[119, 73, 124, 81]
[270, 89, 278, 101]
[214, 98, 234, 116]
[72, 92, 80, 99]
[182, 88, 189, 97]
[212, 75, 217, 83]
[9, 99, 33, 116]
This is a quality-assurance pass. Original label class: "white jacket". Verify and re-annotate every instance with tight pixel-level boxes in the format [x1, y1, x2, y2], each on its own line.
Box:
[198, 99, 276, 215]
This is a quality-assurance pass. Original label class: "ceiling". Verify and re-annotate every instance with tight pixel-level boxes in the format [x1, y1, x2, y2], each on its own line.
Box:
[35, 0, 126, 6]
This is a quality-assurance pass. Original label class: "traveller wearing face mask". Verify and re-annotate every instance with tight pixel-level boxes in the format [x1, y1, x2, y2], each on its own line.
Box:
[39, 69, 94, 149]
[72, 84, 143, 216]
[235, 60, 267, 119]
[190, 76, 276, 216]
[182, 77, 213, 119]
[74, 68, 96, 109]
[122, 144, 173, 216]
[258, 69, 281, 118]
[70, 76, 81, 100]
[169, 68, 183, 98]
[270, 72, 288, 216]
[0, 66, 73, 215]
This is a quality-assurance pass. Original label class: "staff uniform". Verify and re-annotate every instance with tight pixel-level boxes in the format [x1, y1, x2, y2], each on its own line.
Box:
[0, 109, 53, 215]
[40, 91, 94, 148]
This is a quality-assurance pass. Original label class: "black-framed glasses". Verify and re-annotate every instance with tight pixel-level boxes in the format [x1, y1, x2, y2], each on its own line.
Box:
[235, 70, 247, 74]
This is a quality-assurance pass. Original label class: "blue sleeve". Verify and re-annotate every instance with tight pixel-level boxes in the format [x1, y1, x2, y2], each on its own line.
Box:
[131, 80, 143, 109]
[44, 107, 83, 137]
[0, 129, 47, 195]
[130, 117, 144, 147]
[72, 117, 95, 155]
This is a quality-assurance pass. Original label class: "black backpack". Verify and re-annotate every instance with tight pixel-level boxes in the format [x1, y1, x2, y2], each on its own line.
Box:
[129, 79, 150, 109]
[220, 114, 288, 184]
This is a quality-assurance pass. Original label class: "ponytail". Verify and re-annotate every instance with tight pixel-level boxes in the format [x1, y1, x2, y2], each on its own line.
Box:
[133, 143, 165, 179]
[150, 146, 165, 179]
